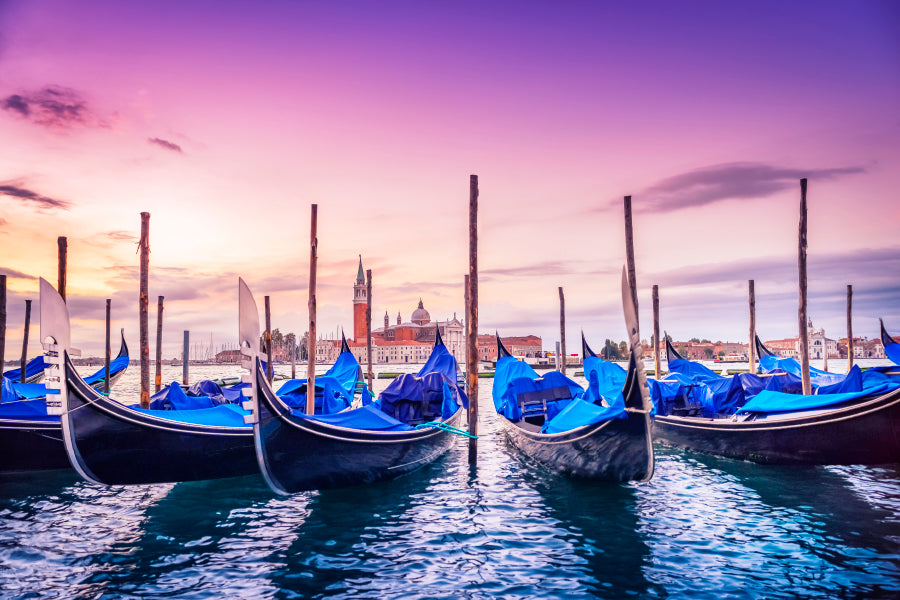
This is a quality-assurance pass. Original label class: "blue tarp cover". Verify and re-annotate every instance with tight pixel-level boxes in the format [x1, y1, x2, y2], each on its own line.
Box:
[758, 354, 846, 387]
[149, 381, 220, 410]
[82, 355, 130, 386]
[0, 398, 57, 421]
[581, 356, 626, 405]
[303, 404, 414, 431]
[885, 340, 900, 366]
[738, 381, 900, 414]
[542, 396, 626, 434]
[276, 350, 361, 414]
[3, 356, 46, 383]
[375, 343, 466, 424]
[131, 402, 250, 427]
[492, 356, 582, 421]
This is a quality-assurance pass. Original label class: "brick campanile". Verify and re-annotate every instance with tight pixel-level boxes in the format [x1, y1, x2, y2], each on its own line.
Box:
[352, 255, 367, 342]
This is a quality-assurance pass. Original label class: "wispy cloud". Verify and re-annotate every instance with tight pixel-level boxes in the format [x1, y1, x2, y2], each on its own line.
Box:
[148, 137, 183, 153]
[106, 230, 137, 242]
[0, 267, 35, 280]
[636, 162, 865, 213]
[0, 181, 71, 210]
[1, 86, 102, 130]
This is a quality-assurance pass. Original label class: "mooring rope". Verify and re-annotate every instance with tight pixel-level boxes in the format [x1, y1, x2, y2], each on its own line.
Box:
[415, 421, 478, 438]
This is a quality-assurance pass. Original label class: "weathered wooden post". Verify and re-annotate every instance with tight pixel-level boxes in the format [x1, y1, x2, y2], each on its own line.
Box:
[748, 280, 756, 373]
[558, 286, 566, 375]
[104, 299, 111, 394]
[467, 175, 479, 464]
[0, 275, 6, 374]
[183, 331, 190, 385]
[652, 284, 660, 377]
[366, 268, 374, 390]
[798, 179, 811, 395]
[20, 299, 31, 382]
[155, 296, 164, 392]
[264, 296, 273, 384]
[139, 212, 150, 408]
[846, 284, 854, 371]
[623, 195, 639, 332]
[306, 204, 318, 416]
[57, 236, 67, 302]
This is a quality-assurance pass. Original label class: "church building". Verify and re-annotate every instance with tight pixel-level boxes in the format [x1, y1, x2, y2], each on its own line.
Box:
[350, 257, 464, 364]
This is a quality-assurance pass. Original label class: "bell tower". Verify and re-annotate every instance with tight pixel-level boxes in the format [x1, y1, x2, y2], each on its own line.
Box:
[353, 255, 367, 342]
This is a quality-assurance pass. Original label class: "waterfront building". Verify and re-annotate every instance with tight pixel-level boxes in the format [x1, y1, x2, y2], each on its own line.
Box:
[764, 320, 839, 359]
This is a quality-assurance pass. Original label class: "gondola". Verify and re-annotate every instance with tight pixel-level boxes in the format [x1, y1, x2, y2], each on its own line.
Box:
[39, 278, 259, 484]
[880, 318, 900, 366]
[0, 327, 131, 474]
[4, 356, 47, 384]
[652, 331, 900, 465]
[240, 278, 468, 495]
[491, 268, 654, 482]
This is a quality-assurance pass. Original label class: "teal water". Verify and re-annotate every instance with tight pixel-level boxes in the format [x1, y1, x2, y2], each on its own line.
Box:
[1, 366, 899, 599]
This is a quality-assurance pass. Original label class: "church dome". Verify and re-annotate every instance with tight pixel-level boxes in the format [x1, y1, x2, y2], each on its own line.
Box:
[411, 299, 431, 325]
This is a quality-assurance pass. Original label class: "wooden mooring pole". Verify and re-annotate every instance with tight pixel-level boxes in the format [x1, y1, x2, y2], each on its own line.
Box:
[139, 212, 150, 408]
[264, 296, 273, 384]
[0, 275, 6, 374]
[652, 284, 660, 377]
[558, 287, 566, 375]
[624, 195, 639, 333]
[366, 269, 374, 391]
[467, 175, 479, 464]
[20, 299, 31, 383]
[155, 296, 164, 392]
[748, 280, 756, 374]
[104, 299, 111, 394]
[57, 236, 67, 302]
[798, 179, 811, 395]
[183, 330, 190, 385]
[306, 204, 318, 416]
[847, 285, 854, 371]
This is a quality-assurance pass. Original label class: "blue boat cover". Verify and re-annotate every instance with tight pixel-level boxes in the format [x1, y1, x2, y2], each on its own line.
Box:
[0, 398, 57, 421]
[885, 339, 900, 365]
[3, 356, 46, 383]
[8, 381, 49, 400]
[303, 404, 414, 431]
[667, 357, 722, 382]
[492, 356, 583, 421]
[132, 402, 250, 427]
[542, 396, 626, 434]
[376, 342, 467, 424]
[149, 381, 220, 410]
[653, 361, 805, 416]
[737, 381, 900, 414]
[82, 355, 130, 386]
[276, 350, 362, 414]
[581, 356, 627, 405]
[758, 354, 846, 387]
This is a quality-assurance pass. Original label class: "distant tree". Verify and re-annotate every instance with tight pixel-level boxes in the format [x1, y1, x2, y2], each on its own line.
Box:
[618, 341, 628, 356]
[701, 338, 711, 344]
[689, 337, 700, 343]
[602, 339, 620, 360]
[704, 347, 714, 359]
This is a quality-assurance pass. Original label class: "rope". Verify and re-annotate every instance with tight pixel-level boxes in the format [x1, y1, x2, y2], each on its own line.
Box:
[415, 421, 478, 438]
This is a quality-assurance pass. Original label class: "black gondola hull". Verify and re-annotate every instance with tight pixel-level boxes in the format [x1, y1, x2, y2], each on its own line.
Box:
[499, 409, 653, 481]
[255, 363, 462, 494]
[0, 419, 70, 472]
[62, 354, 258, 484]
[652, 388, 900, 465]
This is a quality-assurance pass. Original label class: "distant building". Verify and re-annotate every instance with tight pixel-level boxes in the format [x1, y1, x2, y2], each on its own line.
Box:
[216, 349, 241, 364]
[348, 257, 465, 364]
[764, 319, 839, 359]
[477, 334, 543, 362]
[838, 337, 886, 359]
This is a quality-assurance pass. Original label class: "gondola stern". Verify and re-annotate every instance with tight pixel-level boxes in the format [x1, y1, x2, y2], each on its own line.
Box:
[582, 331, 598, 359]
[496, 332, 513, 359]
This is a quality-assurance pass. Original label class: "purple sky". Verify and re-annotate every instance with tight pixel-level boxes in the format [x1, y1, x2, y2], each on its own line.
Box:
[1, 0, 899, 358]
